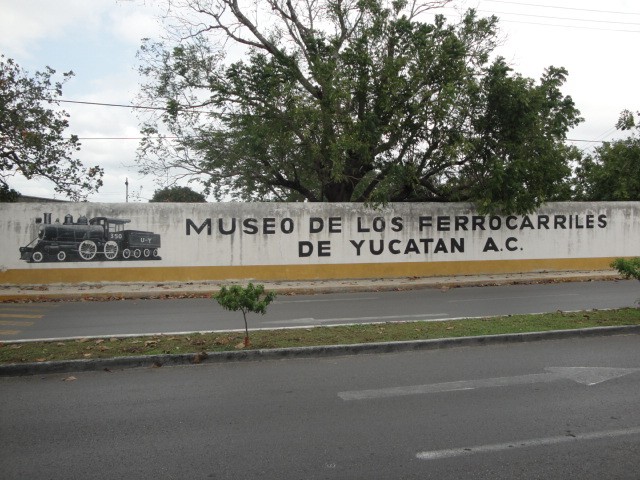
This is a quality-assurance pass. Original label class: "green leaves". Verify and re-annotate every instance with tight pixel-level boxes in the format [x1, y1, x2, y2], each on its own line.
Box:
[611, 258, 640, 282]
[214, 283, 276, 316]
[213, 284, 276, 347]
[573, 109, 640, 201]
[149, 185, 207, 202]
[136, 1, 581, 213]
[0, 55, 103, 200]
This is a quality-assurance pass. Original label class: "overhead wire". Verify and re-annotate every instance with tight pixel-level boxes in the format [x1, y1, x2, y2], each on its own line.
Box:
[51, 0, 640, 145]
[57, 98, 211, 112]
[490, 19, 640, 33]
[71, 134, 607, 143]
[442, 0, 640, 33]
[480, 0, 640, 16]
[480, 9, 640, 27]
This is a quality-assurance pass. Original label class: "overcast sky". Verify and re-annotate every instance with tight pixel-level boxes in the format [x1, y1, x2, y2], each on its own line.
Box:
[1, 0, 639, 203]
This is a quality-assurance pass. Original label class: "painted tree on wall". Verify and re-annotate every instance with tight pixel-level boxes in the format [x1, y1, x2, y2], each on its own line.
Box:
[136, 0, 581, 213]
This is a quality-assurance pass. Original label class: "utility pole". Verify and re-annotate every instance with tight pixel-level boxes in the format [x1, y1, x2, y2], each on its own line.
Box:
[125, 178, 129, 203]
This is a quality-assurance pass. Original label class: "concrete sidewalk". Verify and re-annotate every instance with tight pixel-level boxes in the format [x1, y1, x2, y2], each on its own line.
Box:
[0, 269, 622, 302]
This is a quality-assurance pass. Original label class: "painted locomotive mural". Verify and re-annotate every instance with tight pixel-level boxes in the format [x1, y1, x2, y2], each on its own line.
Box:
[19, 213, 161, 263]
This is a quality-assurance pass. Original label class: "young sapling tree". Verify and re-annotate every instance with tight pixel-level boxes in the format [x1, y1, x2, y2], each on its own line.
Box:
[212, 283, 276, 347]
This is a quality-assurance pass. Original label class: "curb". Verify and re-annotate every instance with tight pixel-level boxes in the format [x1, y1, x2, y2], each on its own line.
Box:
[0, 273, 622, 302]
[2, 324, 639, 377]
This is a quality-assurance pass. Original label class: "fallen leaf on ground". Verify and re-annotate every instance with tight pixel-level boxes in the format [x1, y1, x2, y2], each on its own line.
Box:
[191, 352, 209, 364]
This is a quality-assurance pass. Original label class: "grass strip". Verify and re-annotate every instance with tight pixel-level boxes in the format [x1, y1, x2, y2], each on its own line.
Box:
[1, 308, 639, 364]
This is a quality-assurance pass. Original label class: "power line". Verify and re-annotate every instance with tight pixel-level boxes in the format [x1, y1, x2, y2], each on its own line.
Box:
[57, 98, 214, 113]
[483, 9, 640, 27]
[481, 0, 640, 16]
[58, 99, 164, 110]
[73, 135, 609, 144]
[55, 100, 615, 144]
[567, 138, 607, 143]
[445, 1, 640, 33]
[76, 137, 158, 140]
[496, 18, 640, 33]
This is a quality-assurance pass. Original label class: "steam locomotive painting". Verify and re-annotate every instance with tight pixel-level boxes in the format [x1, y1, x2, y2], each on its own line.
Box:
[19, 213, 161, 263]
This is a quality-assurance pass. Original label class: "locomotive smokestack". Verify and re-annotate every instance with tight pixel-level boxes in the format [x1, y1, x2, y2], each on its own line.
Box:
[43, 213, 52, 225]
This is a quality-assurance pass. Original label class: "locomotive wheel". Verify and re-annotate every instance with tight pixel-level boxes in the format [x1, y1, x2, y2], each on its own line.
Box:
[31, 251, 44, 263]
[104, 241, 119, 260]
[133, 249, 141, 259]
[143, 249, 151, 258]
[78, 240, 97, 261]
[122, 248, 131, 259]
[57, 251, 67, 262]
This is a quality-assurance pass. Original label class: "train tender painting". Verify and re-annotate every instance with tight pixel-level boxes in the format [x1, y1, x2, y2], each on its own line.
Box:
[19, 213, 161, 263]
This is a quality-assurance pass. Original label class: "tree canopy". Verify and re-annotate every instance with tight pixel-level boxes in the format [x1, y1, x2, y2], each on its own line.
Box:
[0, 55, 103, 201]
[573, 110, 640, 201]
[137, 0, 581, 213]
[149, 185, 207, 202]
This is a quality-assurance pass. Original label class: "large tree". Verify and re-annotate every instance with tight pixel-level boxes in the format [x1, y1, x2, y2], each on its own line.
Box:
[573, 110, 640, 201]
[0, 56, 103, 201]
[137, 0, 581, 213]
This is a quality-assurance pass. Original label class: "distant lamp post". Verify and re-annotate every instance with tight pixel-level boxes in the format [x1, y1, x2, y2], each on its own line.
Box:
[125, 178, 129, 203]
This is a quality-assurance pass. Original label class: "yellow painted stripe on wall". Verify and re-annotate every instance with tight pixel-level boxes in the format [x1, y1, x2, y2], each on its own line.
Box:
[0, 257, 617, 285]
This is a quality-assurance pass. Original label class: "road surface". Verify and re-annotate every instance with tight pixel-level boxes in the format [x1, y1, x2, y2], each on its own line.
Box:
[0, 279, 637, 340]
[1, 334, 639, 479]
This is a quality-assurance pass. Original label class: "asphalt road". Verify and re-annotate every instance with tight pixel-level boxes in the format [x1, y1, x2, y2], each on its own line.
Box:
[2, 334, 639, 479]
[1, 280, 638, 341]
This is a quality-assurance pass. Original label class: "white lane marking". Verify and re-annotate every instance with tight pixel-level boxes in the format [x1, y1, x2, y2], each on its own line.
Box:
[338, 367, 640, 400]
[276, 297, 376, 304]
[264, 313, 448, 325]
[339, 374, 550, 400]
[450, 293, 582, 303]
[416, 426, 640, 460]
[546, 367, 640, 386]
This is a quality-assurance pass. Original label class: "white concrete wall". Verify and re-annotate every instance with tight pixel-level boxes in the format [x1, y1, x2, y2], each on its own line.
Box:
[1, 202, 638, 283]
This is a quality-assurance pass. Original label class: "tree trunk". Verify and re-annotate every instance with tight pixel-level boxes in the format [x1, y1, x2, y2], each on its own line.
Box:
[242, 311, 250, 347]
